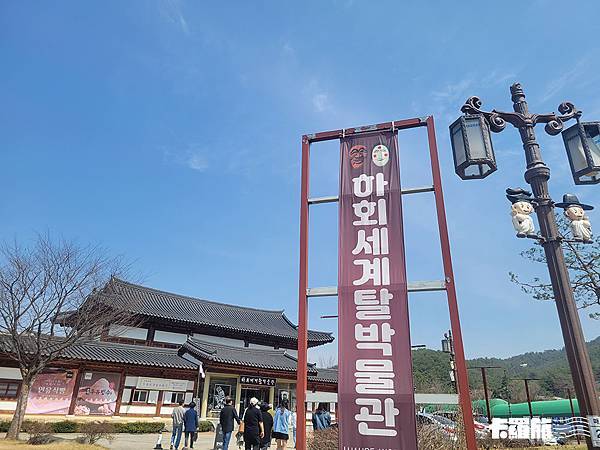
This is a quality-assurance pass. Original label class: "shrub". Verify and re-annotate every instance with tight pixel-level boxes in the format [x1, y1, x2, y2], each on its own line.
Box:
[24, 420, 51, 437]
[308, 427, 338, 450]
[0, 421, 9, 432]
[50, 420, 79, 433]
[77, 421, 116, 444]
[198, 420, 215, 432]
[113, 421, 166, 434]
[27, 434, 62, 445]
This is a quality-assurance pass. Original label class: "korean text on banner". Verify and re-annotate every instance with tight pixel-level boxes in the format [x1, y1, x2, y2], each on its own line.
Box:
[338, 132, 417, 450]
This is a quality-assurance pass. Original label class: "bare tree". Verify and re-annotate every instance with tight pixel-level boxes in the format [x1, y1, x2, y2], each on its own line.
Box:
[509, 216, 600, 319]
[0, 234, 136, 440]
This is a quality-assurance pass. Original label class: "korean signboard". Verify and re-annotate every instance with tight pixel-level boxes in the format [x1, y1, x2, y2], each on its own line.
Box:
[136, 377, 189, 392]
[240, 376, 276, 387]
[26, 370, 78, 415]
[338, 132, 417, 449]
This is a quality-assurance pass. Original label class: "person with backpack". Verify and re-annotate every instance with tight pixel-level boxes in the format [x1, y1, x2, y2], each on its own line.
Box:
[219, 396, 241, 450]
[272, 399, 292, 450]
[259, 402, 274, 450]
[183, 401, 199, 448]
[241, 397, 264, 450]
[312, 403, 331, 431]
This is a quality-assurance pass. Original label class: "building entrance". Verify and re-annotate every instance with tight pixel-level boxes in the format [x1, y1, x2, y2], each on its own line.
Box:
[238, 387, 270, 416]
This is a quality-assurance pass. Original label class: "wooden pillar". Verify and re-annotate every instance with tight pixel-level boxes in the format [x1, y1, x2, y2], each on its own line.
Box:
[146, 325, 155, 346]
[67, 368, 84, 416]
[200, 373, 210, 419]
[113, 370, 126, 417]
[155, 390, 164, 418]
[235, 377, 242, 413]
[269, 386, 275, 406]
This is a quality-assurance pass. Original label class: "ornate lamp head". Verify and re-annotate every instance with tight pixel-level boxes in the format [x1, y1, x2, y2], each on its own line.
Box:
[561, 121, 600, 185]
[449, 114, 497, 180]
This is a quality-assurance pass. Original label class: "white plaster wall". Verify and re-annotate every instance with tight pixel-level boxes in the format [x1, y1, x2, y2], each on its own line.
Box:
[160, 406, 174, 416]
[192, 333, 287, 352]
[124, 376, 138, 387]
[108, 325, 148, 340]
[119, 404, 156, 415]
[0, 367, 22, 380]
[192, 334, 244, 347]
[154, 330, 188, 344]
[0, 400, 17, 411]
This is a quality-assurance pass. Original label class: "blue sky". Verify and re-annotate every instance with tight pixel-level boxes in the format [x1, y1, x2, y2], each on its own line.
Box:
[1, 1, 599, 362]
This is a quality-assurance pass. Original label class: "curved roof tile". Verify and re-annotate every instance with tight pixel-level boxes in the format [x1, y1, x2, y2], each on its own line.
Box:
[105, 278, 333, 347]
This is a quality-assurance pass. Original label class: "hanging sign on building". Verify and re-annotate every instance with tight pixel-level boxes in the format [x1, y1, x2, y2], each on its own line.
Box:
[136, 377, 189, 392]
[240, 376, 276, 387]
[338, 131, 417, 449]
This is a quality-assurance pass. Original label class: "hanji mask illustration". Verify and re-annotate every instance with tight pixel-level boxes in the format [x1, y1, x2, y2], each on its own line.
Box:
[372, 144, 389, 167]
[79, 378, 117, 405]
[349, 145, 367, 169]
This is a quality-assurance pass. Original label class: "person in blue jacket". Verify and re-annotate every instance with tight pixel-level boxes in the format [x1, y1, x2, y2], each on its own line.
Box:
[183, 401, 199, 449]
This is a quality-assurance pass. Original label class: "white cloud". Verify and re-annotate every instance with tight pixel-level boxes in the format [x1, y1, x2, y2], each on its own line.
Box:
[162, 146, 209, 172]
[540, 58, 588, 104]
[312, 93, 329, 112]
[186, 153, 208, 171]
[160, 0, 190, 36]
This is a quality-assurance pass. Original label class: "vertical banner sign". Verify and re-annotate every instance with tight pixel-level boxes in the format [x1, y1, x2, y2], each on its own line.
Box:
[338, 131, 417, 450]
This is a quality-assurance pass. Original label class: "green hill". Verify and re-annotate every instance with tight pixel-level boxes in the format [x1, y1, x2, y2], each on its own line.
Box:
[411, 336, 600, 403]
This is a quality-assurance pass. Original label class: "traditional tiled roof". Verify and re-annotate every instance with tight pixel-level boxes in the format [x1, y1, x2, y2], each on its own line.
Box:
[0, 335, 196, 370]
[102, 278, 333, 348]
[309, 368, 338, 384]
[180, 337, 318, 375]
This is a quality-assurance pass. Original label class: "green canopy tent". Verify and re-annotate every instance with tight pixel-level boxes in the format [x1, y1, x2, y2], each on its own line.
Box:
[491, 399, 579, 418]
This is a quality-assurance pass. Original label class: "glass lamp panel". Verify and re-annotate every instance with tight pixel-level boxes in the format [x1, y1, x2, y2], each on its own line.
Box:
[585, 124, 600, 166]
[564, 126, 588, 172]
[463, 165, 481, 178]
[464, 116, 487, 159]
[451, 121, 467, 166]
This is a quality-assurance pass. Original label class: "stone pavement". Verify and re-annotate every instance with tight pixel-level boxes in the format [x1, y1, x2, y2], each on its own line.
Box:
[3, 432, 296, 449]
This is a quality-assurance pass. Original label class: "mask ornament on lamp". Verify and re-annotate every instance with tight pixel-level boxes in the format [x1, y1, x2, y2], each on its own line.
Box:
[506, 188, 537, 238]
[555, 194, 594, 242]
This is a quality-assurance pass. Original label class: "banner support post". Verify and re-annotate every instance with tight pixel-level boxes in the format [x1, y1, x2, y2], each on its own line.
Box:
[296, 136, 310, 450]
[426, 115, 478, 450]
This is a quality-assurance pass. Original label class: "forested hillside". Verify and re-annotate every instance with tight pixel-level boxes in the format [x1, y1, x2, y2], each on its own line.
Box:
[411, 336, 600, 403]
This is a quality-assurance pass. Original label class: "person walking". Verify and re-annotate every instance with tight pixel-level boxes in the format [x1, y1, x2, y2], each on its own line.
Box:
[290, 408, 297, 448]
[312, 403, 331, 431]
[170, 399, 185, 450]
[272, 399, 292, 450]
[241, 397, 264, 450]
[219, 396, 241, 450]
[183, 401, 199, 449]
[259, 402, 274, 450]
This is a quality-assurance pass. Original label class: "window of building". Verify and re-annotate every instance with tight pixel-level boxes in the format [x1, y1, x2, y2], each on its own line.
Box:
[0, 381, 19, 399]
[165, 391, 185, 405]
[131, 390, 149, 403]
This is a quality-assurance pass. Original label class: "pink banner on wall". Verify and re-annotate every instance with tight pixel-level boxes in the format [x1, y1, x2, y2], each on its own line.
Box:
[338, 131, 417, 449]
[74, 371, 120, 416]
[26, 370, 78, 415]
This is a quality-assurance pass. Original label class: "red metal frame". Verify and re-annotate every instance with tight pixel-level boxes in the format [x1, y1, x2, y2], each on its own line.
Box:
[296, 116, 477, 450]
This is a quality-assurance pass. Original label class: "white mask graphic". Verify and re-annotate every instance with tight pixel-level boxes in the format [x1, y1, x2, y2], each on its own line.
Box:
[372, 144, 389, 167]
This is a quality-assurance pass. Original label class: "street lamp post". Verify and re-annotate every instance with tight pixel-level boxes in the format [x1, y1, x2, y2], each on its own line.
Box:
[450, 82, 600, 449]
[441, 330, 456, 389]
[468, 366, 502, 423]
[516, 377, 540, 419]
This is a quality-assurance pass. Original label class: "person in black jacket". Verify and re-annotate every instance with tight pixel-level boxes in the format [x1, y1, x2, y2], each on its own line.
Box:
[219, 397, 241, 449]
[259, 402, 274, 450]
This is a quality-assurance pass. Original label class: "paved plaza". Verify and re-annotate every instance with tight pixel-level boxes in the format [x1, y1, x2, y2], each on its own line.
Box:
[2, 431, 297, 450]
